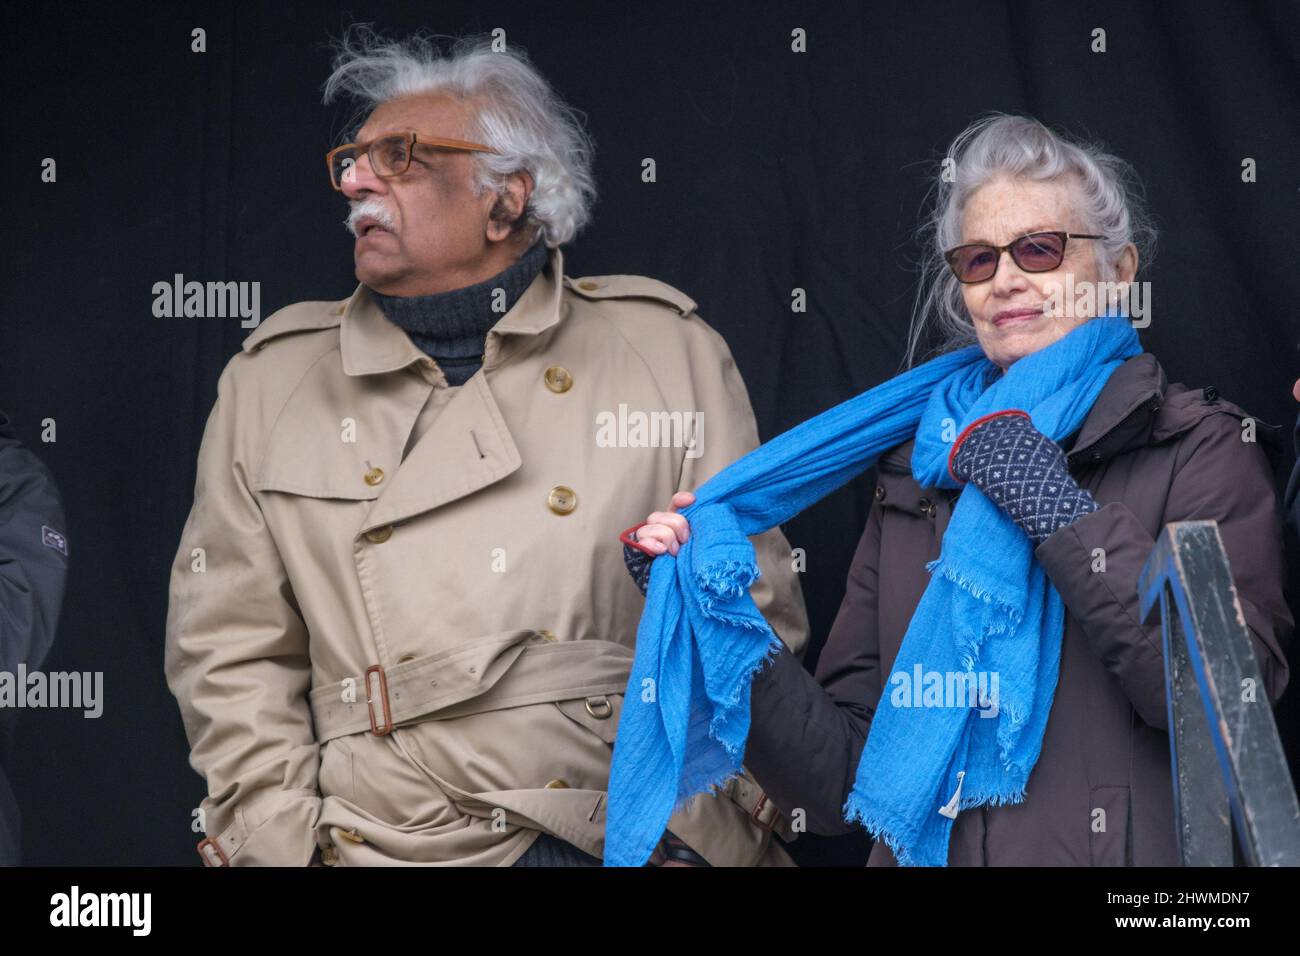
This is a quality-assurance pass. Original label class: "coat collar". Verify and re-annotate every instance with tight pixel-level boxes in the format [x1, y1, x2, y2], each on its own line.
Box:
[1063, 351, 1164, 466]
[1067, 350, 1283, 468]
[880, 348, 1284, 478]
[340, 245, 568, 377]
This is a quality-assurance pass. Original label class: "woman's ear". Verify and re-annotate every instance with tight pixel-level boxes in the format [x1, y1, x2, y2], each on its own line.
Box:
[1115, 242, 1139, 285]
[485, 170, 535, 242]
[1104, 242, 1140, 316]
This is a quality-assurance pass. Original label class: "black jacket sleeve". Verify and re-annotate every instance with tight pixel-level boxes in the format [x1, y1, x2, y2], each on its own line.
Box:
[744, 501, 885, 836]
[0, 410, 69, 675]
[1286, 408, 1300, 533]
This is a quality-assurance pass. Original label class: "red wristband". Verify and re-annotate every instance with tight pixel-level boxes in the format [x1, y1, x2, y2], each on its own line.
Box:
[947, 409, 1032, 483]
[620, 523, 658, 557]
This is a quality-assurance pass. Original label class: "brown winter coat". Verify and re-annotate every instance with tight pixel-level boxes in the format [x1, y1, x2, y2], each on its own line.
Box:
[745, 350, 1294, 865]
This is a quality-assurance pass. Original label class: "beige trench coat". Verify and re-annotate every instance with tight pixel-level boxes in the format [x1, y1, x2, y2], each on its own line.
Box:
[165, 246, 809, 866]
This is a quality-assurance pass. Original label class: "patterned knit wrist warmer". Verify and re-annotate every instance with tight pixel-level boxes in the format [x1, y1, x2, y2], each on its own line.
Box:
[951, 412, 1098, 546]
[624, 542, 653, 595]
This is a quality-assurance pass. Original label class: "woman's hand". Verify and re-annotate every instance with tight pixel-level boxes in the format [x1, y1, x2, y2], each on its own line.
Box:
[633, 491, 696, 556]
[949, 410, 1097, 546]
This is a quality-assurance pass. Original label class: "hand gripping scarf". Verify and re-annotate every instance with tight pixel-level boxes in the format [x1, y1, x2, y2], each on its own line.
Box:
[604, 314, 1141, 866]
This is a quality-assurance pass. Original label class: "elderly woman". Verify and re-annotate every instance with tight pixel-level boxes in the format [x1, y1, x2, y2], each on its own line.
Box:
[613, 114, 1293, 867]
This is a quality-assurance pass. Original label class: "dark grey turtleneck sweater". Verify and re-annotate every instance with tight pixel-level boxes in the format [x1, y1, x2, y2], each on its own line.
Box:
[371, 239, 549, 386]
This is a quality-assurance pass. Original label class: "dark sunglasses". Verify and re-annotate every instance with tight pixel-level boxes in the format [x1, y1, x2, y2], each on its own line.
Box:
[944, 231, 1105, 284]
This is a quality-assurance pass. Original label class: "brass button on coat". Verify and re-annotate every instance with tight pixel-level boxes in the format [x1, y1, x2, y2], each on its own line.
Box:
[336, 829, 366, 844]
[577, 280, 600, 291]
[547, 486, 577, 515]
[364, 466, 385, 486]
[538, 629, 559, 642]
[320, 845, 339, 866]
[397, 654, 416, 663]
[364, 524, 394, 543]
[543, 366, 573, 393]
[545, 779, 570, 789]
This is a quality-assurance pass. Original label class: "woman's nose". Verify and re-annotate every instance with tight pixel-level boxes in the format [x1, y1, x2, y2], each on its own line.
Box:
[991, 250, 1030, 295]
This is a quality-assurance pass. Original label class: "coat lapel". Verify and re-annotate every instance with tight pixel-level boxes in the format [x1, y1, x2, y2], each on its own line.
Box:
[359, 372, 522, 533]
[1064, 353, 1163, 465]
[346, 247, 568, 534]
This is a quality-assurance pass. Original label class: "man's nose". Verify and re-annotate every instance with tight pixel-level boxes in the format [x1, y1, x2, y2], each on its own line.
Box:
[340, 152, 386, 199]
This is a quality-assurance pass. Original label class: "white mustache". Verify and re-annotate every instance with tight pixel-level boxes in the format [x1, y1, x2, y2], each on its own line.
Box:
[345, 199, 397, 237]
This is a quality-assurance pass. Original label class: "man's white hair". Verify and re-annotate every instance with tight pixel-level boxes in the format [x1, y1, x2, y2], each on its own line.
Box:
[905, 113, 1157, 368]
[322, 25, 596, 247]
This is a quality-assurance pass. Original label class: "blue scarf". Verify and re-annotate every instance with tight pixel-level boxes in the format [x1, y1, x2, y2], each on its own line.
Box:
[604, 315, 1141, 867]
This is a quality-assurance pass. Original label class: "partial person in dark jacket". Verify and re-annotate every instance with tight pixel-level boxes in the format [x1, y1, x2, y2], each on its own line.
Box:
[624, 115, 1293, 865]
[1286, 378, 1300, 532]
[0, 410, 70, 865]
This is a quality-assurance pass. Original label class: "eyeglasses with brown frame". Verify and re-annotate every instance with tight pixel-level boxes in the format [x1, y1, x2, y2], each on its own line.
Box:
[943, 231, 1106, 284]
[325, 131, 499, 191]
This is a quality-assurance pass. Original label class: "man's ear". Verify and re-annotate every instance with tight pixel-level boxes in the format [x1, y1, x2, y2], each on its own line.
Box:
[486, 170, 535, 242]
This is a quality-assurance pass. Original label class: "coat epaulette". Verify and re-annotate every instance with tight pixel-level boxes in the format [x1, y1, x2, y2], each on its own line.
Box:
[241, 299, 347, 353]
[563, 274, 698, 317]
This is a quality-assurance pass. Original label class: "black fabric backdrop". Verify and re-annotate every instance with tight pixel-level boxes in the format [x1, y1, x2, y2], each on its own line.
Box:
[2, 0, 1297, 866]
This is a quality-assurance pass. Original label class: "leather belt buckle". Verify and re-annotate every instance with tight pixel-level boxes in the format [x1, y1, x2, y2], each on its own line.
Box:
[365, 664, 393, 736]
[750, 793, 781, 832]
[196, 836, 229, 867]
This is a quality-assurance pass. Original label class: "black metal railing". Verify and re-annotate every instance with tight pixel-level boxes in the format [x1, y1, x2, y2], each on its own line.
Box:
[1138, 520, 1300, 866]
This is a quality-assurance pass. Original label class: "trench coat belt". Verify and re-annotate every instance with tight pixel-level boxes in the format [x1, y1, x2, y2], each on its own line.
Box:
[309, 630, 635, 743]
[720, 774, 796, 842]
[200, 631, 635, 866]
[305, 629, 791, 861]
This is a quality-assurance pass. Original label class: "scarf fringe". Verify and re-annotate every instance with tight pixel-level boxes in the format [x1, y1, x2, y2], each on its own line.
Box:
[695, 558, 766, 636]
[966, 786, 1029, 809]
[843, 792, 928, 867]
[926, 556, 1047, 767]
[844, 783, 1031, 867]
[708, 630, 785, 763]
[926, 555, 1022, 672]
[677, 643, 782, 814]
[999, 702, 1030, 762]
[697, 559, 761, 601]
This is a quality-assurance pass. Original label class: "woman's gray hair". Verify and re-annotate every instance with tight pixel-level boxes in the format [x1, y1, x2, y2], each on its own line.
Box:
[905, 113, 1156, 368]
[322, 25, 596, 247]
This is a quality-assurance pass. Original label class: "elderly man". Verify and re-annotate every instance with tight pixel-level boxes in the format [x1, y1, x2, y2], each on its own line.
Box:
[164, 28, 808, 867]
